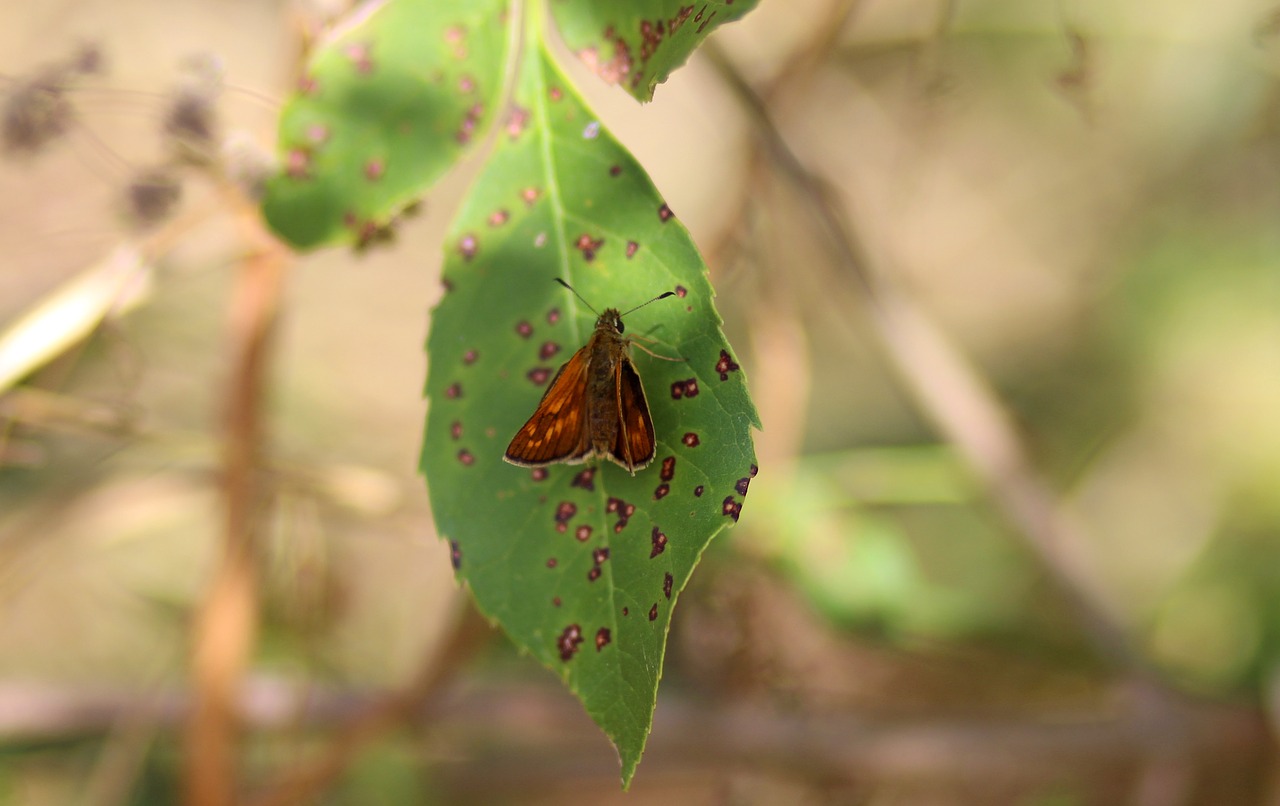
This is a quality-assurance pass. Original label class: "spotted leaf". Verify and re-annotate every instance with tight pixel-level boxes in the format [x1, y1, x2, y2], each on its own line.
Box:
[421, 39, 759, 787]
[551, 0, 759, 102]
[262, 0, 512, 249]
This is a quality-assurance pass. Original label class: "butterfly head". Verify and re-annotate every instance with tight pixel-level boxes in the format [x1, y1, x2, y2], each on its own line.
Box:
[598, 308, 624, 334]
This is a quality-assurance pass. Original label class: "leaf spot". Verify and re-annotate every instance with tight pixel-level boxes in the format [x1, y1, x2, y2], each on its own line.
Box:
[575, 233, 604, 262]
[527, 367, 552, 385]
[352, 219, 396, 251]
[456, 102, 483, 144]
[595, 627, 611, 651]
[722, 495, 742, 522]
[344, 43, 374, 73]
[572, 467, 596, 491]
[607, 496, 633, 532]
[650, 526, 667, 558]
[557, 624, 583, 661]
[682, 432, 700, 448]
[457, 234, 478, 261]
[663, 572, 674, 599]
[669, 7, 695, 36]
[660, 456, 676, 482]
[515, 320, 533, 339]
[449, 540, 462, 570]
[285, 148, 311, 179]
[506, 105, 530, 138]
[671, 379, 698, 399]
[638, 19, 664, 62]
[716, 349, 741, 381]
[554, 501, 577, 531]
[579, 31, 632, 85]
[592, 547, 610, 565]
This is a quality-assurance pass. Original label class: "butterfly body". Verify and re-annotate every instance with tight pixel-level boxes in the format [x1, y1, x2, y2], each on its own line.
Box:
[583, 310, 630, 458]
[505, 283, 673, 476]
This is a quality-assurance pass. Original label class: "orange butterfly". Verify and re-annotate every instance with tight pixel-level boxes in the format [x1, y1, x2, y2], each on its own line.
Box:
[505, 279, 675, 475]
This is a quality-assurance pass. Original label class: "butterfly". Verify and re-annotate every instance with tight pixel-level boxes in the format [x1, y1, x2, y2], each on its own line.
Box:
[504, 278, 676, 475]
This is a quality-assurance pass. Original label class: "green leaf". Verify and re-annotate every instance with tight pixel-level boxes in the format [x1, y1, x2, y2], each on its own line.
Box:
[421, 37, 759, 786]
[262, 0, 512, 249]
[550, 0, 760, 102]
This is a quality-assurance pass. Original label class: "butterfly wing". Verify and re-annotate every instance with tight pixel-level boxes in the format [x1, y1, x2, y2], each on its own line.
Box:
[611, 354, 658, 472]
[504, 347, 593, 466]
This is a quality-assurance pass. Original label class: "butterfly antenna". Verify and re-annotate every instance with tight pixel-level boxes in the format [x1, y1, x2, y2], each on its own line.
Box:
[621, 290, 676, 317]
[554, 277, 600, 316]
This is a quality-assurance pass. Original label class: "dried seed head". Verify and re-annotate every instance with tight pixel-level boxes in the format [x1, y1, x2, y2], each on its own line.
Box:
[164, 52, 223, 165]
[2, 72, 73, 156]
[124, 166, 182, 228]
[70, 42, 105, 75]
[163, 89, 219, 165]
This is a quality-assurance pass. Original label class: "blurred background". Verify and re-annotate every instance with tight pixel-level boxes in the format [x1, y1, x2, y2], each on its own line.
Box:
[2, 0, 1280, 803]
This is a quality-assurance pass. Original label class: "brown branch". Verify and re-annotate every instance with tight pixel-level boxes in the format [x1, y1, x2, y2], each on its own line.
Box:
[0, 681, 1268, 798]
[701, 0, 862, 273]
[762, 0, 865, 99]
[182, 202, 290, 806]
[701, 42, 1155, 684]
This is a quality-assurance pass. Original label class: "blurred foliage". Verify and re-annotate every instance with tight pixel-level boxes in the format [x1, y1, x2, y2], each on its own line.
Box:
[263, 0, 512, 249]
